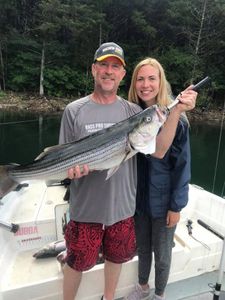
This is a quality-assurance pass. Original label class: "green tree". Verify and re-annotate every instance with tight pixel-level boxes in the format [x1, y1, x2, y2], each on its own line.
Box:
[0, 0, 224, 101]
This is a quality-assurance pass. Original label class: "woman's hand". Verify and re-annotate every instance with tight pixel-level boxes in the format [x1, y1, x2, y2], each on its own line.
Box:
[166, 210, 180, 228]
[176, 85, 198, 112]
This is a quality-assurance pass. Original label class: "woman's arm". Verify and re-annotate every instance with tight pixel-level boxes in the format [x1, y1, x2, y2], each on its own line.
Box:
[153, 87, 196, 158]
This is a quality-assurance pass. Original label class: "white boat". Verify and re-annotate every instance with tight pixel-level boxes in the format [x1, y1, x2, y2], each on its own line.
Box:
[0, 181, 225, 300]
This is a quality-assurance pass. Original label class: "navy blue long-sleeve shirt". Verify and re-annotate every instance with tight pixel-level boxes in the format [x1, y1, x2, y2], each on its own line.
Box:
[136, 116, 191, 218]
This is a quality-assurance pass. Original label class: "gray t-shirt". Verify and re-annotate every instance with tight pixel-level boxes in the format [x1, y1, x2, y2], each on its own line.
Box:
[59, 95, 141, 225]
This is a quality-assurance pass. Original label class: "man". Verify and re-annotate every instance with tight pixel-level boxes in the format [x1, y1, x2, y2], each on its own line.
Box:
[59, 42, 197, 300]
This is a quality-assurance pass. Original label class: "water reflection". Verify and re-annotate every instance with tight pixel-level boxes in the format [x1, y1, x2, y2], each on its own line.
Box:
[0, 111, 62, 164]
[190, 122, 225, 197]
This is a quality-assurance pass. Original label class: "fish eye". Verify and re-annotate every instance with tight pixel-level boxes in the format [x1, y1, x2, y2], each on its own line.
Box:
[146, 116, 152, 122]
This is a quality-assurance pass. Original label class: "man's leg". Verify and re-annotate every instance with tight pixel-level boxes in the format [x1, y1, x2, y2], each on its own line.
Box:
[103, 217, 136, 300]
[104, 260, 122, 300]
[63, 220, 103, 299]
[63, 263, 82, 300]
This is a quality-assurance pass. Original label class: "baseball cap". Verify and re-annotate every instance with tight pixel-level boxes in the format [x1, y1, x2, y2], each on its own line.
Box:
[94, 42, 125, 66]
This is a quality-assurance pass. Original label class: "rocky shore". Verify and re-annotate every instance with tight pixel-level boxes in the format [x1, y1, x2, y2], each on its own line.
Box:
[0, 92, 70, 114]
[0, 91, 224, 124]
[187, 108, 224, 125]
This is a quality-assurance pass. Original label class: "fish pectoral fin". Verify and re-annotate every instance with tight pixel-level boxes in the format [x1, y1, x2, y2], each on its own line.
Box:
[105, 154, 127, 180]
[106, 166, 121, 180]
[124, 143, 137, 161]
[105, 148, 135, 180]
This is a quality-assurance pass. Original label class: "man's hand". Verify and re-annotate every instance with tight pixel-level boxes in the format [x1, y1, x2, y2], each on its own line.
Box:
[67, 164, 89, 179]
[166, 210, 180, 228]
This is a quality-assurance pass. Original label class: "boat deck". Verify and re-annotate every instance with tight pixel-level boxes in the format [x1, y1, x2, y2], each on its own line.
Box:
[1, 249, 62, 297]
[0, 181, 67, 300]
[116, 271, 225, 300]
[183, 293, 225, 300]
[183, 294, 215, 300]
[166, 270, 225, 300]
[1, 183, 225, 300]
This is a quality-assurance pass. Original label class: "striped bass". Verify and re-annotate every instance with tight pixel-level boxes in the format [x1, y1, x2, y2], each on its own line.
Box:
[0, 105, 166, 199]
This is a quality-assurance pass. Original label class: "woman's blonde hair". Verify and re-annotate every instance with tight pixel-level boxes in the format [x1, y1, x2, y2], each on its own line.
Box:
[128, 57, 189, 125]
[128, 58, 173, 108]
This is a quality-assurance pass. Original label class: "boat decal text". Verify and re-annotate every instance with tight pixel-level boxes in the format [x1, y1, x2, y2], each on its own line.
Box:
[14, 225, 38, 236]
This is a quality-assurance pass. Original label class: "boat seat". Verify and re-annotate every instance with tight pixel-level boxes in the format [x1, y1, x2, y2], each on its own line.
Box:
[170, 218, 223, 282]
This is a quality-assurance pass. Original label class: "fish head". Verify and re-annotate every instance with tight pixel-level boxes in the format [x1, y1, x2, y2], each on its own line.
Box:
[129, 105, 167, 155]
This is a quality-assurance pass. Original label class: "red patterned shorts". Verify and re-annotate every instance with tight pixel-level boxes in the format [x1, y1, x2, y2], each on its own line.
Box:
[64, 217, 136, 271]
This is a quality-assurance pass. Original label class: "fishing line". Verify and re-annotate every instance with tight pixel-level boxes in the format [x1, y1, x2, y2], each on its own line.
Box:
[0, 116, 60, 126]
[212, 97, 225, 194]
[221, 181, 225, 198]
[0, 119, 39, 126]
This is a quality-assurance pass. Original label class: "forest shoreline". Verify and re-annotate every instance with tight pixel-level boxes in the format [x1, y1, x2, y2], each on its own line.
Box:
[0, 91, 224, 125]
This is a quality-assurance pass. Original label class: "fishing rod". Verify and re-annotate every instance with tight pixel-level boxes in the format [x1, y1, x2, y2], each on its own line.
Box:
[198, 219, 225, 299]
[167, 76, 211, 111]
[196, 216, 225, 299]
[213, 238, 225, 300]
[197, 219, 224, 240]
[212, 95, 225, 195]
[0, 220, 19, 233]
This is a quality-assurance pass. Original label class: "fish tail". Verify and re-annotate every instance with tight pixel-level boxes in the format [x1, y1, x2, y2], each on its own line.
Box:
[0, 165, 18, 199]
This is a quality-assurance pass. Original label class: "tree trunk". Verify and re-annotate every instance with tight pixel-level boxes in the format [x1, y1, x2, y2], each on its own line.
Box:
[99, 23, 102, 46]
[0, 41, 6, 91]
[85, 67, 89, 96]
[39, 41, 45, 96]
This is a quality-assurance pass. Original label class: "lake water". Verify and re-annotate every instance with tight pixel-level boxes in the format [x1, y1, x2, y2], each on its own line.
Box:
[0, 111, 225, 197]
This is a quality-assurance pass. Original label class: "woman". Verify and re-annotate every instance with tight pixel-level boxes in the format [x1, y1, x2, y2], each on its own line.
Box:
[125, 58, 191, 300]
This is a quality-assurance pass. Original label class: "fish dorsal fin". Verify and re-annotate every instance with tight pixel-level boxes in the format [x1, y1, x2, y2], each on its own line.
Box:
[35, 144, 67, 160]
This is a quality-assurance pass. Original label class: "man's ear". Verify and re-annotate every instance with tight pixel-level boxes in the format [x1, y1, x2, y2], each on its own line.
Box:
[121, 68, 126, 80]
[92, 63, 96, 77]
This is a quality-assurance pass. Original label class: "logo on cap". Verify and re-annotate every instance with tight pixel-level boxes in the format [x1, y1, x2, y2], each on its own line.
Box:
[94, 42, 125, 66]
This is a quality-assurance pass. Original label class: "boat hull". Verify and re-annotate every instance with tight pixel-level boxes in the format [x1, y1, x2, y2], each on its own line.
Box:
[0, 182, 225, 300]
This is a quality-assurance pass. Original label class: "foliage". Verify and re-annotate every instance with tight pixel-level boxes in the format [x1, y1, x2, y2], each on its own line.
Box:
[0, 90, 6, 99]
[0, 0, 225, 106]
[44, 65, 93, 97]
